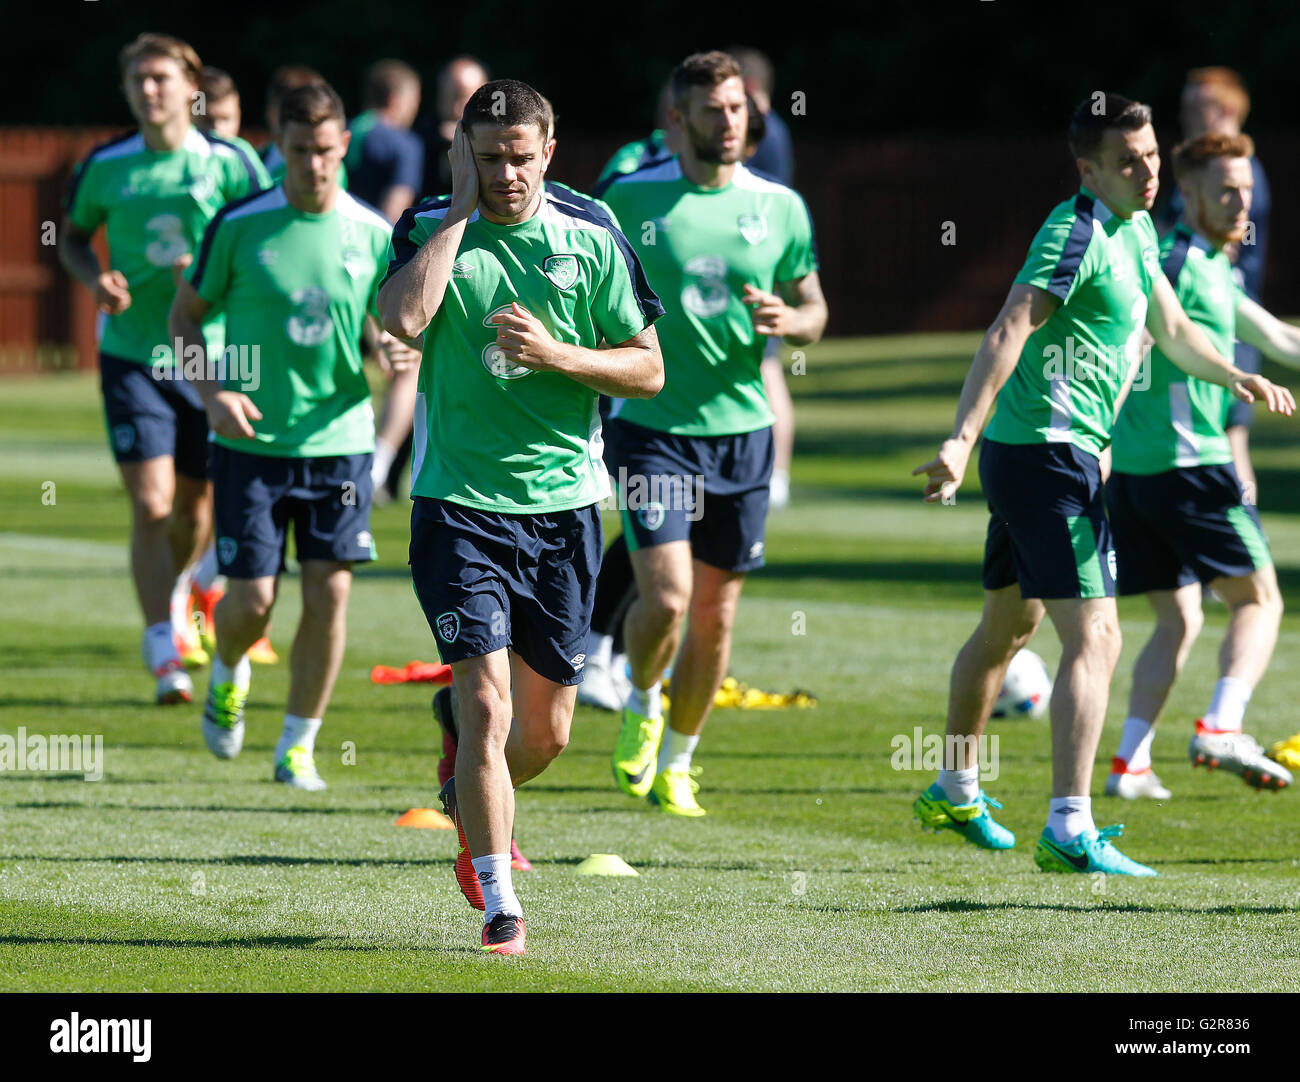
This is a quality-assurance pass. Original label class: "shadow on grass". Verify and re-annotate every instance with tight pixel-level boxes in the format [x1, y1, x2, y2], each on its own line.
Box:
[0, 853, 451, 867]
[0, 933, 478, 955]
[894, 899, 1297, 915]
[9, 801, 414, 815]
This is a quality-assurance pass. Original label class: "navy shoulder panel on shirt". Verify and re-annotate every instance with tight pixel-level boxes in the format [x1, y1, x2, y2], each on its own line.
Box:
[1046, 192, 1096, 301]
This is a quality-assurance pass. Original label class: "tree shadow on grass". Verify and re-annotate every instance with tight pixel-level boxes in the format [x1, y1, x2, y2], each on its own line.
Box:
[0, 853, 451, 868]
[894, 899, 1297, 916]
[0, 933, 478, 955]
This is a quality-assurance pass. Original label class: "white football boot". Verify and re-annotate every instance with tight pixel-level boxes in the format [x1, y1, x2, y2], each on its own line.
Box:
[1189, 723, 1292, 790]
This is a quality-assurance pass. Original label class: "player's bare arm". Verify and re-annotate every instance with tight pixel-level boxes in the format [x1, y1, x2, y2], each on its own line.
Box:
[378, 126, 478, 337]
[1147, 274, 1294, 413]
[912, 281, 1056, 502]
[167, 277, 262, 439]
[1236, 297, 1300, 370]
[744, 271, 828, 345]
[488, 303, 663, 398]
[58, 219, 132, 314]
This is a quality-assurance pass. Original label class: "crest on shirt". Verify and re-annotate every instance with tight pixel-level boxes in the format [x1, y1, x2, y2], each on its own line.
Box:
[341, 245, 367, 279]
[257, 247, 279, 266]
[738, 213, 767, 245]
[436, 611, 460, 643]
[543, 254, 580, 290]
[189, 174, 217, 202]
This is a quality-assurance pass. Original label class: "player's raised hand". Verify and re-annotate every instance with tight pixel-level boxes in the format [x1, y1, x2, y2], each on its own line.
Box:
[207, 390, 263, 441]
[1232, 373, 1296, 416]
[489, 302, 565, 371]
[96, 269, 132, 315]
[170, 253, 193, 288]
[912, 437, 972, 503]
[742, 284, 791, 336]
[448, 126, 479, 217]
[377, 331, 421, 376]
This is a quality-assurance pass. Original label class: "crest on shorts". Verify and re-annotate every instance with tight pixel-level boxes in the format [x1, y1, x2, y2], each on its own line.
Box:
[217, 537, 239, 566]
[639, 502, 665, 532]
[543, 254, 580, 290]
[436, 611, 460, 643]
[112, 424, 136, 453]
[738, 213, 767, 245]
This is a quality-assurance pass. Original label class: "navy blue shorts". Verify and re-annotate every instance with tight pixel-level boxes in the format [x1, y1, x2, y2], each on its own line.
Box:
[211, 443, 377, 579]
[409, 496, 602, 686]
[1106, 464, 1272, 596]
[1226, 341, 1262, 429]
[979, 439, 1116, 600]
[607, 417, 773, 573]
[99, 352, 208, 479]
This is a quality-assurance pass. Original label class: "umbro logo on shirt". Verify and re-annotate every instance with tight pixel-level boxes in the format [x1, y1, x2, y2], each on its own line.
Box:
[452, 261, 474, 279]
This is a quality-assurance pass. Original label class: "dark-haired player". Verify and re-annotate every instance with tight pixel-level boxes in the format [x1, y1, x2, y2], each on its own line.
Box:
[379, 79, 663, 955]
[913, 94, 1292, 876]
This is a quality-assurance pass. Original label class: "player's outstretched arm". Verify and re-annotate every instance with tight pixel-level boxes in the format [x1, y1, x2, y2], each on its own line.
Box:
[1236, 297, 1300, 371]
[745, 272, 828, 346]
[912, 282, 1055, 503]
[1148, 276, 1294, 413]
[488, 303, 663, 398]
[58, 219, 131, 315]
[378, 127, 477, 338]
[168, 278, 262, 440]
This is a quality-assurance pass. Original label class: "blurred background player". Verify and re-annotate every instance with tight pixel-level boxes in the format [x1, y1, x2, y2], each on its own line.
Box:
[260, 64, 346, 189]
[596, 80, 679, 186]
[195, 66, 243, 141]
[171, 81, 413, 788]
[1161, 67, 1271, 503]
[606, 51, 826, 817]
[1107, 133, 1296, 797]
[912, 95, 1290, 877]
[371, 56, 489, 504]
[380, 79, 663, 954]
[345, 59, 424, 223]
[59, 33, 269, 704]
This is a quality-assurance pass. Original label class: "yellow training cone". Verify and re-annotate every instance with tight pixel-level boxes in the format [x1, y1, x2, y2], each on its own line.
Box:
[395, 808, 454, 830]
[575, 853, 639, 877]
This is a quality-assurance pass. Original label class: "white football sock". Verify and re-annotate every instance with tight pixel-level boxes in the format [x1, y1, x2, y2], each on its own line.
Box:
[937, 766, 979, 805]
[371, 438, 397, 487]
[1047, 796, 1095, 844]
[627, 681, 662, 720]
[275, 714, 321, 763]
[1114, 717, 1155, 772]
[193, 546, 221, 592]
[472, 853, 522, 921]
[657, 727, 699, 774]
[1203, 677, 1251, 733]
[588, 631, 613, 669]
[211, 651, 250, 691]
[170, 565, 196, 637]
[144, 621, 181, 671]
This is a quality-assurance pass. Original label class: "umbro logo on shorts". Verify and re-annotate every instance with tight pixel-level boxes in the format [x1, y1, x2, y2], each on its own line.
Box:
[748, 541, 765, 560]
[570, 653, 587, 671]
[437, 611, 460, 643]
[356, 530, 373, 552]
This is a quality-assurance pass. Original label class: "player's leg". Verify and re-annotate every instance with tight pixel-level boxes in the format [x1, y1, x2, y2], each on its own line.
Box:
[913, 583, 1041, 848]
[505, 649, 575, 785]
[370, 366, 419, 501]
[169, 473, 214, 666]
[577, 532, 637, 711]
[646, 558, 745, 817]
[1107, 586, 1201, 799]
[1191, 564, 1290, 788]
[761, 350, 795, 510]
[1226, 339, 1261, 503]
[614, 539, 692, 796]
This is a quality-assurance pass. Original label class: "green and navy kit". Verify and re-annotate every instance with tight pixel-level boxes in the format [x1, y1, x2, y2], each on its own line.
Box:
[64, 125, 271, 365]
[600, 158, 818, 436]
[188, 185, 392, 458]
[383, 183, 663, 514]
[1111, 224, 1243, 474]
[596, 129, 672, 188]
[984, 186, 1161, 457]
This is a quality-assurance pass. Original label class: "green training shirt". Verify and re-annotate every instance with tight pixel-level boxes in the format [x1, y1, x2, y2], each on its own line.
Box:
[64, 125, 270, 365]
[597, 129, 671, 186]
[383, 183, 663, 513]
[1111, 224, 1242, 474]
[984, 186, 1161, 457]
[600, 159, 818, 436]
[188, 186, 392, 458]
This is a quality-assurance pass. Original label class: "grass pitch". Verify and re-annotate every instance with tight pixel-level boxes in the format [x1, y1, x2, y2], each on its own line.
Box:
[2, 336, 1300, 991]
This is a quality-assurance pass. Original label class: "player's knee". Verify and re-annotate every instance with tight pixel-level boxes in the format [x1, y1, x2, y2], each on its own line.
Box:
[691, 596, 738, 639]
[229, 587, 274, 625]
[1160, 604, 1204, 648]
[646, 586, 690, 628]
[130, 491, 172, 527]
[301, 575, 350, 618]
[1081, 614, 1122, 667]
[530, 725, 568, 764]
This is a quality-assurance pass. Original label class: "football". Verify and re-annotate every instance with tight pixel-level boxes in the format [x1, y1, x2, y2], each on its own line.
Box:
[992, 648, 1052, 719]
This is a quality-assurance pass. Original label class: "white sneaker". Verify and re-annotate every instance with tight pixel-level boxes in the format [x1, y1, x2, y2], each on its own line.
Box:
[1105, 770, 1171, 800]
[154, 660, 193, 706]
[577, 651, 625, 712]
[1189, 725, 1292, 790]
